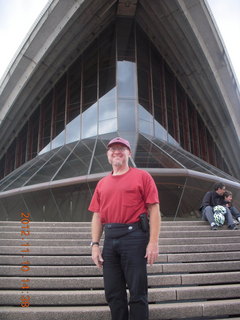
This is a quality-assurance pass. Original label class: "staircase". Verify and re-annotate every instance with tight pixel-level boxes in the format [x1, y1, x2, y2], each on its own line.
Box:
[0, 220, 240, 320]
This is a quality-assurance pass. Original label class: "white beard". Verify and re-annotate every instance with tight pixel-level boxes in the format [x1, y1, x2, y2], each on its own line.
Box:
[111, 158, 123, 167]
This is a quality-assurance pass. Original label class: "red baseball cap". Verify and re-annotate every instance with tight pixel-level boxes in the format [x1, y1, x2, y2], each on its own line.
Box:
[107, 137, 131, 150]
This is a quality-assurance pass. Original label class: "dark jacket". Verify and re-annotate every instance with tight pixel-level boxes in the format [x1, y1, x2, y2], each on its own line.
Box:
[200, 191, 225, 211]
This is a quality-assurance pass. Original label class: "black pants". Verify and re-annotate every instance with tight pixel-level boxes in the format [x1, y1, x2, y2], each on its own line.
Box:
[103, 223, 149, 320]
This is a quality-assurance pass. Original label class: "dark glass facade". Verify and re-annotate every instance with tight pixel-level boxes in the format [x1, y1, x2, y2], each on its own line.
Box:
[0, 18, 239, 221]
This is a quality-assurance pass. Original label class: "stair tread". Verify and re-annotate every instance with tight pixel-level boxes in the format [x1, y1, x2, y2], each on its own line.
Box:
[0, 299, 240, 319]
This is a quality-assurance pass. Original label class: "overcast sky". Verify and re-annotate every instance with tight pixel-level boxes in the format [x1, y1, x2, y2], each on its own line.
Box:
[0, 0, 239, 87]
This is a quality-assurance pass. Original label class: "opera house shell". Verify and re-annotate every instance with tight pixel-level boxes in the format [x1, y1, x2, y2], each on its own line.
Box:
[0, 0, 240, 221]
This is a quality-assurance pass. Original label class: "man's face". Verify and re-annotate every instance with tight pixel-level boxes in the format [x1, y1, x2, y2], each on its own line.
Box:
[216, 187, 226, 196]
[107, 143, 131, 167]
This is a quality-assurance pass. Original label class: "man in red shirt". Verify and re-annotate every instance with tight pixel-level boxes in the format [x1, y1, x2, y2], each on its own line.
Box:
[88, 137, 161, 320]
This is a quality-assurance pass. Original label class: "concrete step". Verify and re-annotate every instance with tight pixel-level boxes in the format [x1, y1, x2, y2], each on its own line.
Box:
[1, 260, 240, 276]
[1, 284, 240, 306]
[159, 242, 240, 253]
[0, 299, 240, 320]
[0, 220, 208, 226]
[161, 261, 240, 273]
[0, 265, 103, 276]
[0, 254, 168, 265]
[1, 250, 240, 265]
[0, 274, 178, 289]
[1, 225, 233, 233]
[1, 271, 240, 290]
[1, 242, 240, 255]
[167, 251, 240, 262]
[0, 229, 239, 239]
[181, 271, 240, 286]
[1, 236, 240, 246]
[1, 251, 240, 265]
[2, 251, 239, 266]
[0, 232, 91, 239]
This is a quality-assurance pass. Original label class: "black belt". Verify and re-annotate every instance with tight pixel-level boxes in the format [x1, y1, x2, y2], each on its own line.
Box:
[104, 222, 140, 229]
[104, 222, 141, 239]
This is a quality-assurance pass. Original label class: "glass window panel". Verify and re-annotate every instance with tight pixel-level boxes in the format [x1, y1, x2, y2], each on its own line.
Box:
[1, 195, 28, 221]
[4, 140, 16, 176]
[25, 146, 71, 185]
[139, 104, 153, 122]
[0, 156, 5, 180]
[152, 138, 239, 182]
[134, 135, 181, 168]
[154, 175, 186, 220]
[99, 24, 116, 99]
[117, 61, 136, 98]
[151, 46, 165, 127]
[207, 132, 217, 167]
[23, 189, 59, 221]
[154, 120, 168, 142]
[15, 125, 27, 168]
[188, 101, 200, 157]
[179, 177, 213, 219]
[118, 99, 136, 131]
[53, 75, 66, 138]
[152, 138, 206, 173]
[136, 24, 152, 114]
[167, 134, 180, 147]
[51, 130, 65, 150]
[54, 139, 95, 180]
[177, 84, 191, 151]
[99, 67, 116, 98]
[117, 18, 135, 62]
[90, 140, 112, 174]
[82, 41, 98, 112]
[232, 189, 240, 211]
[99, 23, 115, 66]
[66, 115, 81, 143]
[38, 143, 51, 155]
[99, 89, 116, 121]
[27, 107, 40, 161]
[51, 182, 97, 222]
[139, 119, 153, 136]
[82, 103, 97, 139]
[198, 118, 208, 162]
[39, 92, 53, 150]
[165, 66, 175, 139]
[67, 57, 81, 123]
[2, 151, 55, 191]
[0, 161, 31, 191]
[99, 118, 117, 135]
[82, 85, 97, 111]
[0, 199, 8, 220]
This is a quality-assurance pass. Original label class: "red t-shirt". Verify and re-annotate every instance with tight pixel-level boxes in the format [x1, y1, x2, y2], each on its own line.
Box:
[88, 167, 159, 224]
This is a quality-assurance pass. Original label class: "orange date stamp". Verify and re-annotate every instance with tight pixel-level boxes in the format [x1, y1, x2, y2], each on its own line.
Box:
[20, 212, 31, 307]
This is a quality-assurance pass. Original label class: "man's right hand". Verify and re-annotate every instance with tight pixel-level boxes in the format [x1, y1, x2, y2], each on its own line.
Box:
[92, 246, 104, 269]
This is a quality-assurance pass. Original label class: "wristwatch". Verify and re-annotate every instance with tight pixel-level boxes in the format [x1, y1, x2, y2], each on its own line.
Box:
[90, 241, 99, 247]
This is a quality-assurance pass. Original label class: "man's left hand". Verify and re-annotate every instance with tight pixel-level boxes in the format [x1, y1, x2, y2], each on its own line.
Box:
[145, 242, 159, 265]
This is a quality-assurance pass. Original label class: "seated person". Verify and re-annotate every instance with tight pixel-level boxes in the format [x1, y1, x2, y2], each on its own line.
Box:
[200, 182, 238, 230]
[223, 190, 240, 224]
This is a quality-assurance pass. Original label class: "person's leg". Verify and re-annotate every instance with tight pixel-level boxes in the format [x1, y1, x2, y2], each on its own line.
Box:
[230, 206, 240, 221]
[120, 229, 149, 320]
[225, 207, 238, 229]
[202, 206, 217, 229]
[103, 238, 128, 320]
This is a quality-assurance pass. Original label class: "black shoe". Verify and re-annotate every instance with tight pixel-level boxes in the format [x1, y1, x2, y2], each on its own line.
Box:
[211, 224, 218, 230]
[228, 224, 238, 230]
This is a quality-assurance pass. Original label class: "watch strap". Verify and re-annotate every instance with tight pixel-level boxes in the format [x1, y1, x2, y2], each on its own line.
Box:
[90, 241, 99, 247]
